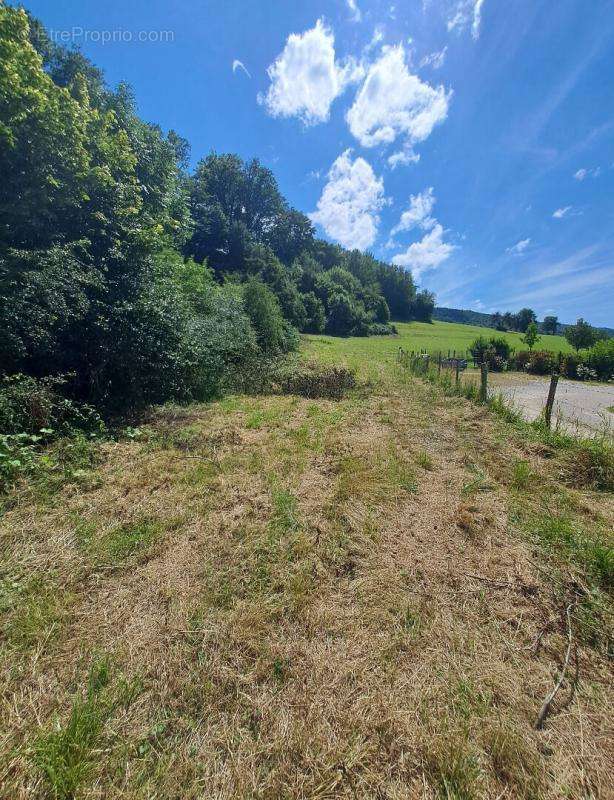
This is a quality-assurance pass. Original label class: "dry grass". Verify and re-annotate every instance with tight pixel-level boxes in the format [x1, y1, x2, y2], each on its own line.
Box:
[0, 364, 612, 799]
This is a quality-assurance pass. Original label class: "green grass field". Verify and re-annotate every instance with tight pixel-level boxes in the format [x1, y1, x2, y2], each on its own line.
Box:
[306, 320, 573, 370]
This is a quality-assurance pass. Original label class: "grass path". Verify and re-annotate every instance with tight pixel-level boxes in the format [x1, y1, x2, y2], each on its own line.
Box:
[1, 350, 612, 798]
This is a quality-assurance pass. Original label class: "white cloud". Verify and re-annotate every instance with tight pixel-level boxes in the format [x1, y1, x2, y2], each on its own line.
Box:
[387, 148, 420, 168]
[346, 45, 450, 153]
[259, 20, 362, 125]
[506, 238, 531, 255]
[419, 46, 448, 69]
[392, 224, 455, 277]
[573, 166, 601, 180]
[391, 187, 436, 234]
[365, 26, 384, 53]
[472, 0, 486, 38]
[552, 206, 572, 219]
[309, 150, 385, 250]
[232, 59, 251, 78]
[448, 0, 487, 39]
[346, 0, 362, 22]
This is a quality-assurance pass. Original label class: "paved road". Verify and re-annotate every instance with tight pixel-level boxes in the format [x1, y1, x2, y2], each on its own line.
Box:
[484, 373, 614, 436]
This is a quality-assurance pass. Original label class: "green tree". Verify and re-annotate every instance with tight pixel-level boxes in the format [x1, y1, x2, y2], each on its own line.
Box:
[514, 308, 537, 332]
[541, 315, 558, 335]
[564, 318, 597, 352]
[521, 321, 540, 351]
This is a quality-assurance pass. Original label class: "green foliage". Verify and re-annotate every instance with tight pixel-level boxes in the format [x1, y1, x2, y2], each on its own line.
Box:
[583, 338, 614, 380]
[243, 279, 297, 354]
[32, 657, 140, 800]
[514, 307, 537, 333]
[469, 336, 513, 370]
[565, 318, 598, 352]
[520, 321, 540, 351]
[513, 350, 556, 375]
[542, 315, 558, 335]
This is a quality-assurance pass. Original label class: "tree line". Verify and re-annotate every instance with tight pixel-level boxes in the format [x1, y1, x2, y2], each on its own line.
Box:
[0, 6, 434, 415]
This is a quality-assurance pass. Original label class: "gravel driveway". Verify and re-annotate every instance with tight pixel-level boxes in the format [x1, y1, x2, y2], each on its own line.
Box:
[481, 372, 614, 436]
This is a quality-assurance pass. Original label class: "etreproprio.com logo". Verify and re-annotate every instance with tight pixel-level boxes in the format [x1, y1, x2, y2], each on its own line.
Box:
[46, 27, 175, 45]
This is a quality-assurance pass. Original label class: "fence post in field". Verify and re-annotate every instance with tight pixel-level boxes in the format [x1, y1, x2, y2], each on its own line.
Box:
[479, 362, 488, 403]
[455, 360, 460, 387]
[438, 353, 442, 375]
[544, 372, 559, 429]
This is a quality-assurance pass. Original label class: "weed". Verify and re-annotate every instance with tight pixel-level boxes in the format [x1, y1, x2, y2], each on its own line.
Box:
[510, 459, 533, 490]
[416, 450, 434, 470]
[0, 574, 67, 649]
[32, 658, 113, 800]
[524, 510, 613, 592]
[99, 517, 164, 562]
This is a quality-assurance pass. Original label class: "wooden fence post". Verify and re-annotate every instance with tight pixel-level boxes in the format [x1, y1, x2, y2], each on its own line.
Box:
[479, 362, 488, 402]
[438, 353, 442, 375]
[455, 360, 460, 387]
[544, 372, 559, 429]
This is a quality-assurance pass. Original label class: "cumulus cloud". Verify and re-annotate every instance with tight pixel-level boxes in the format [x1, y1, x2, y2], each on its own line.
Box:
[573, 166, 601, 181]
[309, 150, 385, 250]
[419, 46, 448, 69]
[552, 206, 572, 219]
[506, 238, 531, 254]
[391, 223, 455, 277]
[232, 59, 251, 78]
[391, 187, 436, 234]
[259, 20, 362, 125]
[346, 45, 450, 154]
[448, 0, 487, 39]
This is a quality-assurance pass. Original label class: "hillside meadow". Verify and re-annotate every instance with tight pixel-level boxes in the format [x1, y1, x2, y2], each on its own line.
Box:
[307, 320, 573, 369]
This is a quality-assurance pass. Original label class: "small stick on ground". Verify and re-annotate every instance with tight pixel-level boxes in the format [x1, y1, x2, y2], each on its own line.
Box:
[535, 603, 574, 729]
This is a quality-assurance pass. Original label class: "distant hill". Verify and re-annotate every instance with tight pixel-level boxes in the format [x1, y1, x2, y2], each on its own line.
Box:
[433, 307, 614, 338]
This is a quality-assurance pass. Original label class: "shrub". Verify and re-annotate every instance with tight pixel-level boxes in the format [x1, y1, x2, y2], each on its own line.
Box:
[583, 339, 614, 381]
[560, 353, 581, 379]
[368, 323, 396, 336]
[243, 279, 297, 354]
[325, 290, 370, 337]
[514, 350, 555, 375]
[469, 336, 513, 371]
[0, 374, 104, 437]
[276, 362, 357, 400]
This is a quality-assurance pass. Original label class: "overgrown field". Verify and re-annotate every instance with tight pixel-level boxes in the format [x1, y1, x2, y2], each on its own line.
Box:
[309, 320, 574, 362]
[1, 339, 612, 800]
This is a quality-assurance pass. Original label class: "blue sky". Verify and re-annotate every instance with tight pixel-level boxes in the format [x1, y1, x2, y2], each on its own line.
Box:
[17, 0, 614, 325]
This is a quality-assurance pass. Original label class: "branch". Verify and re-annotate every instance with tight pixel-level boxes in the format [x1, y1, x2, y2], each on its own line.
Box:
[535, 603, 574, 730]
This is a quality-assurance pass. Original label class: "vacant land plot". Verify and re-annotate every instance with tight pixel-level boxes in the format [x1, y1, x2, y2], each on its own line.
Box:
[485, 372, 614, 435]
[1, 341, 612, 799]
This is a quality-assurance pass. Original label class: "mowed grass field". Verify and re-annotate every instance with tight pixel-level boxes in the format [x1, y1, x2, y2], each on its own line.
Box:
[307, 320, 573, 369]
[1, 335, 612, 799]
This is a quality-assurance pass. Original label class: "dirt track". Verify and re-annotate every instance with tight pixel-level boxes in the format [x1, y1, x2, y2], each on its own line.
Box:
[483, 372, 614, 435]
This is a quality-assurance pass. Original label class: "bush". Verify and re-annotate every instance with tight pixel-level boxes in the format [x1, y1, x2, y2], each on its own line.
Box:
[560, 353, 581, 379]
[367, 323, 396, 336]
[0, 374, 104, 437]
[583, 339, 614, 381]
[243, 279, 298, 354]
[514, 350, 556, 375]
[276, 362, 357, 400]
[470, 336, 513, 371]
